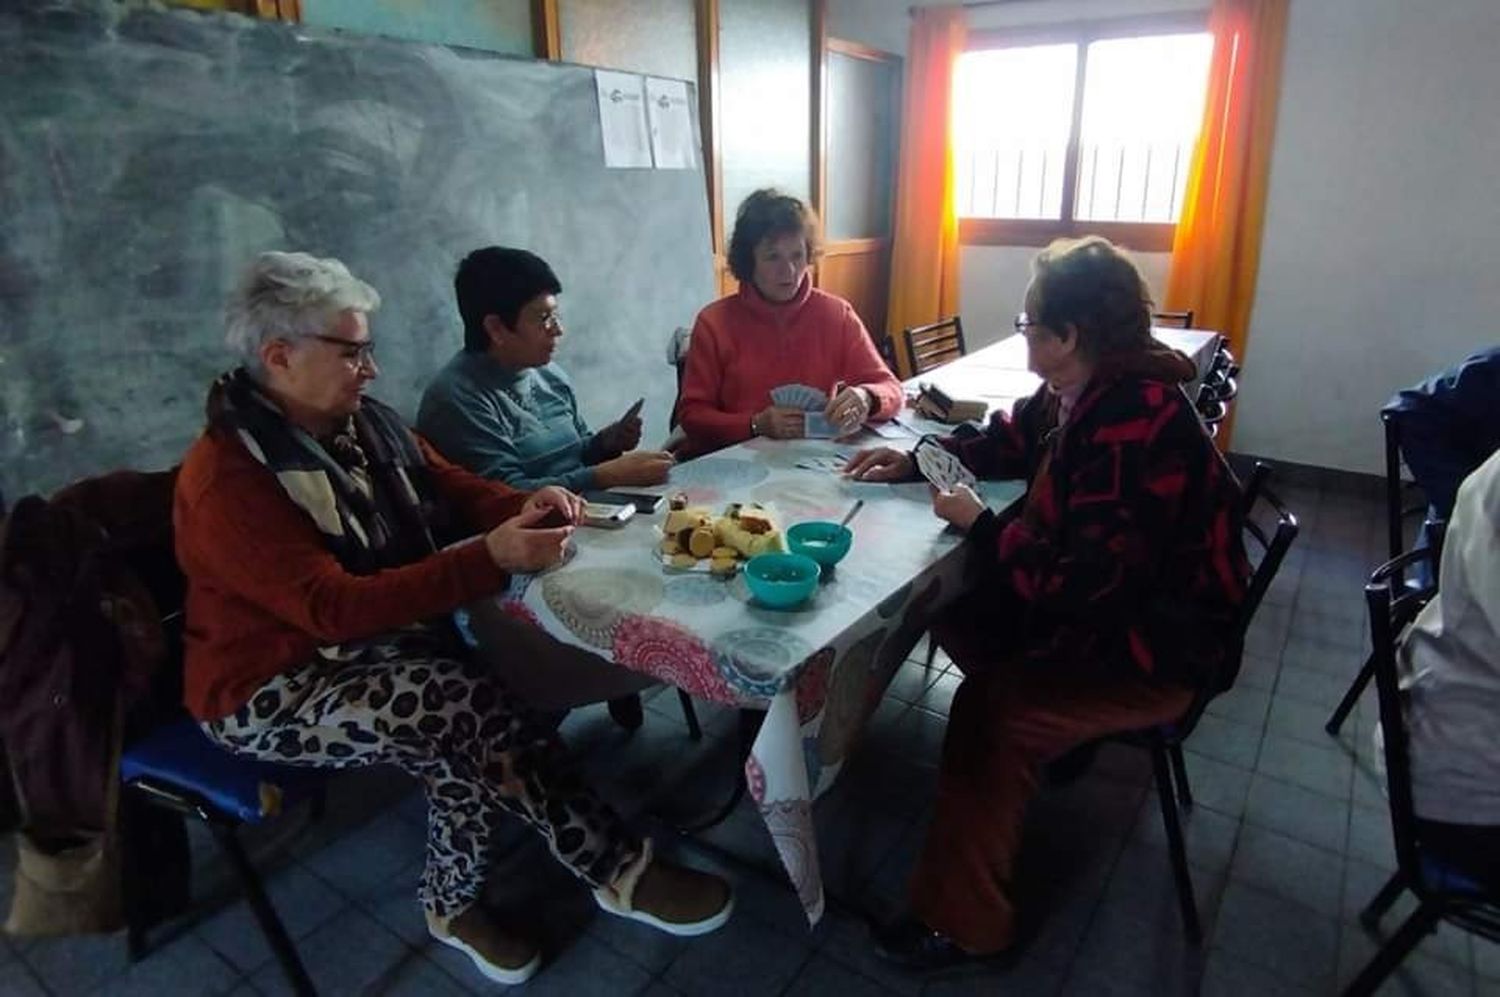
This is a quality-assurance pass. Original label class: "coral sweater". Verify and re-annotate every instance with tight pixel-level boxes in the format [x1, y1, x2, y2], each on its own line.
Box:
[174, 426, 530, 720]
[678, 277, 904, 452]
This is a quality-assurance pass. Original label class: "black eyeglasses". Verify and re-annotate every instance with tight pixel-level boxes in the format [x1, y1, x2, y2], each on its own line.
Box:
[307, 334, 377, 367]
[1014, 313, 1039, 334]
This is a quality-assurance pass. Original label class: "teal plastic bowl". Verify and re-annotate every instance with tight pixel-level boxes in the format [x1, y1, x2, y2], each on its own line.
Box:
[744, 552, 822, 609]
[786, 521, 853, 568]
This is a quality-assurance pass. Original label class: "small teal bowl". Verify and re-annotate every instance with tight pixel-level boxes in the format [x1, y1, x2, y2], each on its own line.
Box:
[786, 521, 853, 568]
[744, 552, 822, 609]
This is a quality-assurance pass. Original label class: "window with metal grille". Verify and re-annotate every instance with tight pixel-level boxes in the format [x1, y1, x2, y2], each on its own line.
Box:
[954, 18, 1212, 249]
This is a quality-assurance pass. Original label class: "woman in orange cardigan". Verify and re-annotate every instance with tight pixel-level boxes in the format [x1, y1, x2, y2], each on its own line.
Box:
[677, 189, 903, 452]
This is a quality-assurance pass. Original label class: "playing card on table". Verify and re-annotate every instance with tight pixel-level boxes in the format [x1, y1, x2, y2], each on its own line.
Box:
[913, 438, 976, 493]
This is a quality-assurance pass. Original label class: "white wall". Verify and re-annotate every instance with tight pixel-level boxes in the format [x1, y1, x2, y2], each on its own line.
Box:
[1234, 0, 1500, 473]
[960, 246, 1171, 351]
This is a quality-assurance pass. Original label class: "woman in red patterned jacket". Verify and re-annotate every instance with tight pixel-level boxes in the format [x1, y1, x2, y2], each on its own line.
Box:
[845, 236, 1250, 970]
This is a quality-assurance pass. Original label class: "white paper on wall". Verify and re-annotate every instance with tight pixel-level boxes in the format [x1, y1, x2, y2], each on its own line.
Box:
[645, 77, 695, 170]
[594, 69, 651, 169]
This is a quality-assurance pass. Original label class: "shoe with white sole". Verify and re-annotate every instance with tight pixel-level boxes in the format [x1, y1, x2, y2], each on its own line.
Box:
[594, 844, 734, 937]
[428, 905, 542, 985]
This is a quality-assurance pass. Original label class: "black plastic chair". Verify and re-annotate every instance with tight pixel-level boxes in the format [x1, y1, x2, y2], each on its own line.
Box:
[902, 316, 967, 376]
[1324, 412, 1440, 737]
[1151, 310, 1195, 328]
[1107, 461, 1300, 945]
[1342, 548, 1500, 995]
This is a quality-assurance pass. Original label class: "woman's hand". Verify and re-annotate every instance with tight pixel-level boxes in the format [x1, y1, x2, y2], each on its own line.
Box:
[931, 484, 985, 531]
[484, 503, 575, 573]
[823, 385, 872, 437]
[595, 450, 675, 487]
[842, 447, 914, 482]
[524, 485, 585, 525]
[754, 406, 806, 440]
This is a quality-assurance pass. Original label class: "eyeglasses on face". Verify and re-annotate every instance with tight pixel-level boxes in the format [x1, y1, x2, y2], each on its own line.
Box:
[306, 334, 377, 368]
[1014, 313, 1041, 334]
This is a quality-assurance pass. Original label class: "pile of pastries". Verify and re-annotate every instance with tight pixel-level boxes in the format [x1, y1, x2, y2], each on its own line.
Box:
[659, 494, 785, 573]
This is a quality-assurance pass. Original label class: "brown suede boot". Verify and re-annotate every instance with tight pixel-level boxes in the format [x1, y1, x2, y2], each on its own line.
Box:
[427, 903, 541, 985]
[594, 842, 734, 937]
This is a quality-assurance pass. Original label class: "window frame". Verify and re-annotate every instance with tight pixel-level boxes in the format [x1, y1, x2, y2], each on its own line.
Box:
[956, 11, 1210, 252]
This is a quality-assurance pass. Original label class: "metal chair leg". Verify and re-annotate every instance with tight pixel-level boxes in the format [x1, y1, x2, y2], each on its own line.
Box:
[1150, 743, 1202, 946]
[207, 820, 316, 997]
[1358, 871, 1407, 929]
[678, 689, 703, 741]
[923, 632, 938, 674]
[1343, 899, 1444, 997]
[1326, 654, 1375, 736]
[1169, 744, 1193, 810]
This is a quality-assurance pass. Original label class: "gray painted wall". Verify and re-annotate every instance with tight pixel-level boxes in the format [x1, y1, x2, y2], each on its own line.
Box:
[0, 1, 714, 499]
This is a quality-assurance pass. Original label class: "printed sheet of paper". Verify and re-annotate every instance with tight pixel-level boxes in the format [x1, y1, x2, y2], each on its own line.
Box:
[645, 77, 696, 169]
[595, 70, 651, 169]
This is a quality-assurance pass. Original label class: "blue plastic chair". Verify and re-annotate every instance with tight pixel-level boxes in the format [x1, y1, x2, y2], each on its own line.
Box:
[121, 674, 325, 997]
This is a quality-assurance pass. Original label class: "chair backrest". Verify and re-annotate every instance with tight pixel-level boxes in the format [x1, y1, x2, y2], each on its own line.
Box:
[1380, 409, 1436, 561]
[1152, 310, 1195, 329]
[1365, 545, 1441, 879]
[902, 316, 967, 375]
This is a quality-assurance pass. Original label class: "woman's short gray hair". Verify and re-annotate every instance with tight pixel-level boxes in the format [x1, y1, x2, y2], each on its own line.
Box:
[225, 251, 381, 365]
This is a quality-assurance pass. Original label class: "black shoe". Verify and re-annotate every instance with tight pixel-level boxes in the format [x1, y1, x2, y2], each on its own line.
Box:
[607, 694, 644, 731]
[872, 916, 1005, 973]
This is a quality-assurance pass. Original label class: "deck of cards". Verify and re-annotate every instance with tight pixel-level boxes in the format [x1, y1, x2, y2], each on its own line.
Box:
[913, 437, 977, 494]
[770, 383, 838, 438]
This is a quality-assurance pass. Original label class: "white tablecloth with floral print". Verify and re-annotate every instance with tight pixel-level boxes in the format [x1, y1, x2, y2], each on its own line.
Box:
[491, 430, 1023, 925]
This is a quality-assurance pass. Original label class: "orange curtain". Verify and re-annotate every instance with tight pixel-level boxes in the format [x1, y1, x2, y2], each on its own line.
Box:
[885, 6, 967, 377]
[1164, 0, 1289, 445]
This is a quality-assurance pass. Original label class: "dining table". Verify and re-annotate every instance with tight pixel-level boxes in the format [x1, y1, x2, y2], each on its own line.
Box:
[486, 325, 1219, 927]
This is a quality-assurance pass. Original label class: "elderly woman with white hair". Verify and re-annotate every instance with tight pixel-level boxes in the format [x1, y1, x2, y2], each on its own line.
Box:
[175, 252, 732, 985]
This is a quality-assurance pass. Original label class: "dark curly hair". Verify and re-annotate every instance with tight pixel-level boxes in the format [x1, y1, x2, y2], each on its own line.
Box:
[1027, 236, 1154, 360]
[726, 189, 823, 285]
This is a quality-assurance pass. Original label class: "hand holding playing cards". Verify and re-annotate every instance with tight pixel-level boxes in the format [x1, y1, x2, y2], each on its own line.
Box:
[930, 483, 985, 531]
[843, 447, 914, 482]
[754, 406, 806, 440]
[823, 384, 871, 436]
[595, 398, 645, 456]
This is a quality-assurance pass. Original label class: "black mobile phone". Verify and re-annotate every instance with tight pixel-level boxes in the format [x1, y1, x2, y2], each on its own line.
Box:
[582, 490, 665, 514]
[533, 506, 572, 529]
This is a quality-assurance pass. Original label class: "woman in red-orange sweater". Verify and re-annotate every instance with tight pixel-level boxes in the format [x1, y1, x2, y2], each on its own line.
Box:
[677, 189, 903, 453]
[177, 252, 732, 986]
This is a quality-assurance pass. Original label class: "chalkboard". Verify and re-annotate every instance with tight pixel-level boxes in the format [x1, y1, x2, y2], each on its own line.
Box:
[0, 0, 714, 499]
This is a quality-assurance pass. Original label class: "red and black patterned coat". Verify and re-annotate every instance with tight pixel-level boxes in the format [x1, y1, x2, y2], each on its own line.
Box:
[942, 347, 1251, 688]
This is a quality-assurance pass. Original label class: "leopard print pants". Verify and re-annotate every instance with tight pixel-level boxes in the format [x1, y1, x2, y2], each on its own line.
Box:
[204, 632, 641, 918]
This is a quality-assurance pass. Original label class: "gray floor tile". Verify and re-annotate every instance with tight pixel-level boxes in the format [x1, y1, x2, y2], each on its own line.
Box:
[814, 910, 922, 997]
[1179, 750, 1254, 819]
[662, 913, 811, 996]
[373, 954, 474, 996]
[1276, 666, 1359, 712]
[1288, 605, 1368, 651]
[1229, 825, 1344, 918]
[1211, 882, 1341, 990]
[251, 908, 410, 996]
[1337, 926, 1475, 997]
[1255, 731, 1353, 801]
[1235, 652, 1282, 692]
[1189, 713, 1264, 770]
[1265, 694, 1343, 748]
[1199, 950, 1319, 996]
[300, 812, 425, 902]
[1347, 804, 1397, 868]
[1205, 685, 1272, 727]
[1281, 633, 1365, 679]
[914, 671, 959, 716]
[91, 933, 241, 997]
[16, 929, 132, 994]
[0, 960, 51, 997]
[360, 862, 428, 947]
[196, 862, 347, 974]
[512, 933, 652, 997]
[586, 889, 688, 975]
[783, 954, 900, 997]
[637, 984, 684, 997]
[1132, 792, 1241, 873]
[892, 708, 949, 767]
[921, 957, 1066, 995]
[1243, 772, 1350, 854]
[1478, 938, 1500, 980]
[1244, 605, 1293, 659]
[886, 660, 939, 705]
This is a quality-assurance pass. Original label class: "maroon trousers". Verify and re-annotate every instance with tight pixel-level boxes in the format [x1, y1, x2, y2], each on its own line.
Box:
[909, 612, 1192, 954]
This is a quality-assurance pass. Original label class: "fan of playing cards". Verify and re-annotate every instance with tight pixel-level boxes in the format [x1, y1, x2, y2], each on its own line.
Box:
[913, 437, 977, 494]
[770, 383, 837, 438]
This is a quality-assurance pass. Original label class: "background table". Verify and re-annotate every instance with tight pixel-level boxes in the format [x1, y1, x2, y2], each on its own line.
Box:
[493, 433, 1022, 925]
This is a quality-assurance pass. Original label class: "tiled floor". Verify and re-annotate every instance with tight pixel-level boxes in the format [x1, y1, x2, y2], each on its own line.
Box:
[3, 466, 1497, 995]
